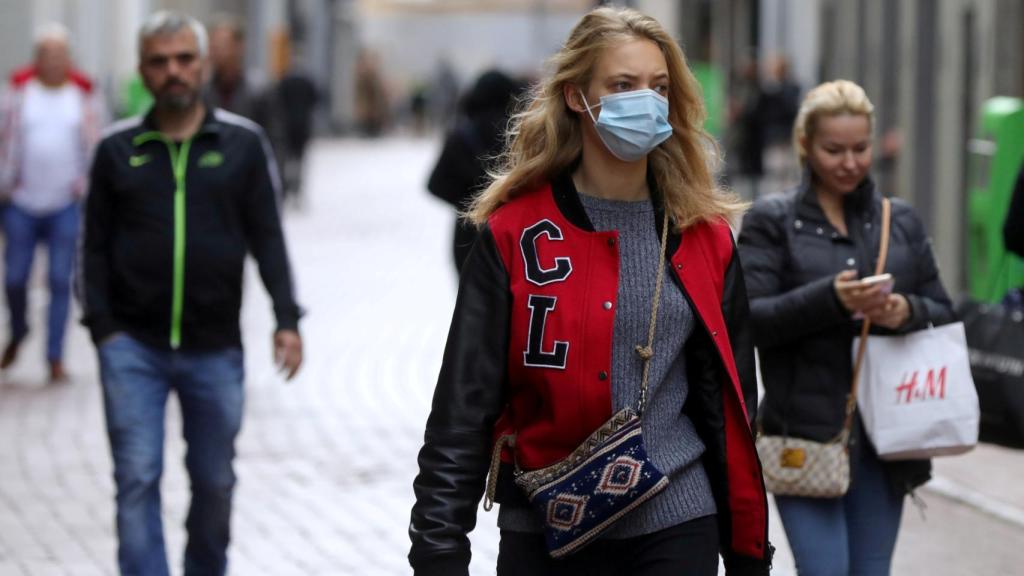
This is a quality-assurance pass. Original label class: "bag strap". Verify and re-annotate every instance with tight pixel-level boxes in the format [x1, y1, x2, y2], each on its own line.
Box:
[483, 434, 515, 511]
[634, 211, 671, 415]
[844, 198, 891, 434]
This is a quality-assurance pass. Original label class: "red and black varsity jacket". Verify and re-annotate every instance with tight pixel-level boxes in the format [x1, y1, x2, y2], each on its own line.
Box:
[410, 175, 771, 576]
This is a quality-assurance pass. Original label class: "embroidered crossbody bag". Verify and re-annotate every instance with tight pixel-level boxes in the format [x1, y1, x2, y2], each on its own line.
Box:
[756, 198, 891, 498]
[483, 213, 672, 558]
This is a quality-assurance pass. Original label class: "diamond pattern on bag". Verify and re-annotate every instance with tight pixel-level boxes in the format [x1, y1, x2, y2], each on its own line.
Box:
[546, 494, 589, 531]
[516, 410, 669, 557]
[597, 456, 643, 495]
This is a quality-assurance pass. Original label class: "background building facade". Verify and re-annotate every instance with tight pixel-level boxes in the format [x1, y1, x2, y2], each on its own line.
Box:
[0, 0, 1021, 292]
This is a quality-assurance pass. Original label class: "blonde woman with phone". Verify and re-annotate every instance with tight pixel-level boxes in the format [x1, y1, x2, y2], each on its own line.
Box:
[737, 80, 955, 575]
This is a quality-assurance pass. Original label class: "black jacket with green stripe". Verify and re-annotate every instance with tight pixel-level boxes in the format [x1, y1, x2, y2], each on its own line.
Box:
[80, 107, 301, 351]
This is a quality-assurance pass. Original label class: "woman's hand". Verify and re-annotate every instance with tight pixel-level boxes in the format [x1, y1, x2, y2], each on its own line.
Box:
[833, 270, 888, 315]
[863, 294, 911, 329]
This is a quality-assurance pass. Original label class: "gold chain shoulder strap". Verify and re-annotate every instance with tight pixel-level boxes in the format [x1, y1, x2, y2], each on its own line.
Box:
[634, 211, 671, 415]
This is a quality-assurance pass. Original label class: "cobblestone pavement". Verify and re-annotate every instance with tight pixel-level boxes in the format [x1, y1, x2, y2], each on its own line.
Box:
[0, 137, 1022, 575]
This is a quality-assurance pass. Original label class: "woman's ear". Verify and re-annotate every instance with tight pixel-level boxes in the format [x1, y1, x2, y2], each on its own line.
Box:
[564, 83, 586, 114]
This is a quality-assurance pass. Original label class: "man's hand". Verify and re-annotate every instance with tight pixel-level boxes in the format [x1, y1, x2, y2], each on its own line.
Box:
[273, 329, 303, 381]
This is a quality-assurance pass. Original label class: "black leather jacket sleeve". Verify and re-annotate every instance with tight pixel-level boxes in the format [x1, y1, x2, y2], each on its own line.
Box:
[897, 206, 956, 332]
[684, 239, 771, 575]
[722, 242, 773, 575]
[738, 200, 849, 349]
[408, 224, 510, 576]
[685, 320, 772, 576]
[722, 241, 759, 430]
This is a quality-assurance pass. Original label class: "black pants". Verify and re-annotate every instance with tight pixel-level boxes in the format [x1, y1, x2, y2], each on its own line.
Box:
[496, 515, 719, 576]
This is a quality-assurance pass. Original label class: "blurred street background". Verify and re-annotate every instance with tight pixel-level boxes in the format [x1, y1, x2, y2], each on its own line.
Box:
[1, 0, 1024, 574]
[1, 0, 1021, 296]
[0, 136, 1022, 575]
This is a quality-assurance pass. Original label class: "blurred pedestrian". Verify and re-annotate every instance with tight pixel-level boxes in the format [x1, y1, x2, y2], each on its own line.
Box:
[0, 22, 105, 381]
[80, 12, 303, 575]
[274, 57, 318, 207]
[1005, 162, 1024, 258]
[409, 83, 429, 135]
[727, 57, 765, 199]
[738, 80, 955, 575]
[1004, 163, 1024, 310]
[409, 7, 771, 576]
[876, 127, 903, 199]
[206, 14, 272, 128]
[430, 58, 459, 129]
[426, 69, 520, 274]
[354, 48, 389, 137]
[760, 55, 801, 191]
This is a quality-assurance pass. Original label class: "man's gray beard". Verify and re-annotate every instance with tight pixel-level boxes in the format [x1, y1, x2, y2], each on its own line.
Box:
[158, 91, 198, 111]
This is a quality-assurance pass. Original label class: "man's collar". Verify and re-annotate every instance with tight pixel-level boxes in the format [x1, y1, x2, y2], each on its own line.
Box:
[141, 101, 220, 137]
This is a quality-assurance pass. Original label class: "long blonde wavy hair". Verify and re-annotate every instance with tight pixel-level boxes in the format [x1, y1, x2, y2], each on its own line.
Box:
[466, 6, 744, 229]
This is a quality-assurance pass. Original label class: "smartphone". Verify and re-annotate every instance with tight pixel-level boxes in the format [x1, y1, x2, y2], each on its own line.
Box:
[860, 273, 894, 294]
[851, 273, 895, 320]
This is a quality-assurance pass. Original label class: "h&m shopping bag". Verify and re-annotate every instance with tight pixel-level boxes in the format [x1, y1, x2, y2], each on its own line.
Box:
[854, 322, 980, 460]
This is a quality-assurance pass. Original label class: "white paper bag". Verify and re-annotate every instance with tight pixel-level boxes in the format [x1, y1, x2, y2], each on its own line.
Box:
[854, 322, 980, 460]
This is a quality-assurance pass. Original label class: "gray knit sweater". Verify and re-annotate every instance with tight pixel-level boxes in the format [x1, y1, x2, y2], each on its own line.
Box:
[497, 192, 716, 538]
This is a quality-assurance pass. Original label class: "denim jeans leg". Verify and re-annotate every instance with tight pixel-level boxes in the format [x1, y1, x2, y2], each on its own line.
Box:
[99, 335, 172, 576]
[43, 202, 79, 362]
[844, 448, 904, 576]
[175, 348, 245, 576]
[774, 494, 849, 576]
[3, 205, 40, 343]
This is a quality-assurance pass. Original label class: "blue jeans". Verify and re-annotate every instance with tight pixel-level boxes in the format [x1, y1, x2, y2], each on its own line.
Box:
[99, 334, 245, 576]
[774, 439, 904, 576]
[3, 202, 79, 361]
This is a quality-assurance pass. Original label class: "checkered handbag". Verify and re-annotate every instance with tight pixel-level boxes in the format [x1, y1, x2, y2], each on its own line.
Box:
[482, 213, 673, 558]
[756, 430, 851, 498]
[755, 199, 892, 499]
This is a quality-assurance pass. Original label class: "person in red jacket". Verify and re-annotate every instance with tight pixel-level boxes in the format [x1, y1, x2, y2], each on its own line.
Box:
[409, 7, 771, 576]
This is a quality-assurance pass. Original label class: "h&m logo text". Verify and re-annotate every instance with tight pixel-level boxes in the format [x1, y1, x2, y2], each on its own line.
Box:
[894, 367, 947, 404]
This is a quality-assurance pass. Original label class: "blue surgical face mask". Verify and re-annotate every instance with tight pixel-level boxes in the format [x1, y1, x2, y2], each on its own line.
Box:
[579, 88, 673, 162]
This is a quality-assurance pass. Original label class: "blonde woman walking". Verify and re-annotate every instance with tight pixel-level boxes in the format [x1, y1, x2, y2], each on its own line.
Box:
[409, 7, 771, 576]
[738, 80, 954, 575]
